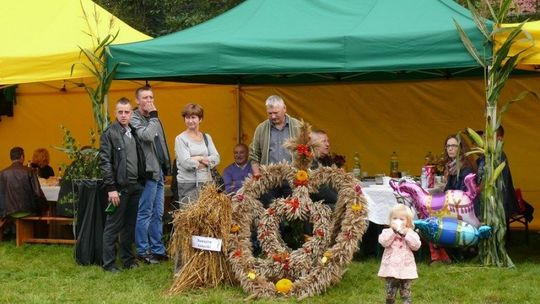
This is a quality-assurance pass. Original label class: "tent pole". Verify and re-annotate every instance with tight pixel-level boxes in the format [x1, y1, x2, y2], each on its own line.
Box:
[236, 84, 242, 144]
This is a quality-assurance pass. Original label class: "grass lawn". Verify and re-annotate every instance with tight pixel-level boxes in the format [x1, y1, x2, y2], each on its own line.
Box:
[0, 230, 538, 303]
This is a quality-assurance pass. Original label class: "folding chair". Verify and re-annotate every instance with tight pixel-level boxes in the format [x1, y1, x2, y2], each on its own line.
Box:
[507, 188, 529, 244]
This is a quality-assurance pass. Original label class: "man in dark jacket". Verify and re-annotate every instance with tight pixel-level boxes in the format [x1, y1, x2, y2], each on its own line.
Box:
[475, 126, 519, 220]
[0, 147, 45, 218]
[99, 98, 146, 273]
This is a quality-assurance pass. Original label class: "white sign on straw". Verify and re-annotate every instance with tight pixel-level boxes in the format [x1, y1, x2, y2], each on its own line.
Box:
[191, 236, 222, 252]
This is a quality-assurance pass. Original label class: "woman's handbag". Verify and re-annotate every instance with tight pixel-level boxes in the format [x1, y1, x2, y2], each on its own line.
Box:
[203, 134, 225, 188]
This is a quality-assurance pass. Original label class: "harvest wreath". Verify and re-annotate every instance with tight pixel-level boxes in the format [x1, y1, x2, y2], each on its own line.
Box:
[227, 122, 369, 299]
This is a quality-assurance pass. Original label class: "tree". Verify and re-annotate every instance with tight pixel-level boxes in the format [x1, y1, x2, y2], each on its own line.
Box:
[455, 0, 540, 22]
[95, 0, 244, 37]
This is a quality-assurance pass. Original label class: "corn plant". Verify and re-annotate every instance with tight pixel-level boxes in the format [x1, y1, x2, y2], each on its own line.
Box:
[71, 1, 122, 134]
[455, 0, 535, 267]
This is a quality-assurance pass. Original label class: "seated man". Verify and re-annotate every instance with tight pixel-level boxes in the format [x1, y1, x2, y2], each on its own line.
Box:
[309, 130, 340, 209]
[475, 126, 519, 220]
[0, 147, 46, 219]
[222, 144, 252, 194]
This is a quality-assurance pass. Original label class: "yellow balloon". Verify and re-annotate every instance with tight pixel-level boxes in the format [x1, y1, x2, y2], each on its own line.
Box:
[275, 278, 293, 294]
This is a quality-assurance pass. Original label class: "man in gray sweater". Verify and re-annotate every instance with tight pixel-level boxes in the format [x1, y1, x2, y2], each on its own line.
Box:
[249, 95, 300, 206]
[131, 86, 171, 264]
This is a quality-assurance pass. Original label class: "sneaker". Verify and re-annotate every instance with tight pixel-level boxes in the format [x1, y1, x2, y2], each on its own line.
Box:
[137, 255, 159, 265]
[103, 266, 120, 273]
[152, 253, 169, 262]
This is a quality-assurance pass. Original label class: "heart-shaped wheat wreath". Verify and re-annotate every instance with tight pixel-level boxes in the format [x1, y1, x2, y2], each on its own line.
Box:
[227, 121, 368, 299]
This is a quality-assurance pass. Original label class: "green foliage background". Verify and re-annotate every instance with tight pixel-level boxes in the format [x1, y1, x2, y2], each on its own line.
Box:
[95, 0, 244, 37]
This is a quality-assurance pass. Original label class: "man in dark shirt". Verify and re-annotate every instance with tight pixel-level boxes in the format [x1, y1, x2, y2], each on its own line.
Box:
[475, 126, 519, 220]
[0, 147, 45, 218]
[222, 144, 252, 194]
[99, 98, 146, 272]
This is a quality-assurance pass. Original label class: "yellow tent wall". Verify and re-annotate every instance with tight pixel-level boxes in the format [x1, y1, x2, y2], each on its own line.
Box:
[239, 76, 540, 230]
[0, 81, 238, 173]
[1, 77, 538, 230]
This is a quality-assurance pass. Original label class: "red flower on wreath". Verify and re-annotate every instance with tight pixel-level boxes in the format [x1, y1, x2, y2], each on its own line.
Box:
[272, 252, 290, 264]
[233, 249, 242, 258]
[342, 231, 353, 241]
[297, 144, 312, 157]
[267, 208, 275, 216]
[235, 194, 245, 202]
[287, 198, 300, 213]
[260, 230, 270, 239]
[315, 229, 325, 237]
[355, 184, 363, 194]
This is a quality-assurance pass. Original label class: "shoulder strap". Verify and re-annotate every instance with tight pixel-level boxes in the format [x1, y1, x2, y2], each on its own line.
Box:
[203, 133, 209, 148]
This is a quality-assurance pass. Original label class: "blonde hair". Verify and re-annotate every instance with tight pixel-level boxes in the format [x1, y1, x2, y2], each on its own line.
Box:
[32, 148, 50, 168]
[389, 204, 414, 229]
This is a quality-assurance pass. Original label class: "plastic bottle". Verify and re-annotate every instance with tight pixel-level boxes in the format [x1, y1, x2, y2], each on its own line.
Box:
[420, 166, 428, 189]
[352, 152, 361, 179]
[390, 151, 399, 178]
[105, 203, 117, 214]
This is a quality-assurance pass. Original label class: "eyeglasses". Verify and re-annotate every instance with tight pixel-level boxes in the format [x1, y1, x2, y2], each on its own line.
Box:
[446, 144, 459, 149]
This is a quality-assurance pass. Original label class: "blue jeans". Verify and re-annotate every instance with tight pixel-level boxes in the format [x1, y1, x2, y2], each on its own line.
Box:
[135, 170, 166, 256]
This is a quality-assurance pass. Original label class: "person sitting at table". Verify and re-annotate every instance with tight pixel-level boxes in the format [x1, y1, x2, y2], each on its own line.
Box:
[0, 147, 46, 219]
[309, 129, 341, 209]
[443, 134, 475, 192]
[431, 134, 476, 264]
[310, 129, 346, 169]
[30, 148, 55, 179]
[222, 144, 252, 194]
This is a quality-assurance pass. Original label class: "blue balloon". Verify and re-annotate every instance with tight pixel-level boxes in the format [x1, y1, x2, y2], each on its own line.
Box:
[414, 217, 491, 247]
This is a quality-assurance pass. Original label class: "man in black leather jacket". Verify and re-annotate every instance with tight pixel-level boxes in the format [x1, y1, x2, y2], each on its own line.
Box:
[0, 147, 45, 218]
[99, 98, 146, 272]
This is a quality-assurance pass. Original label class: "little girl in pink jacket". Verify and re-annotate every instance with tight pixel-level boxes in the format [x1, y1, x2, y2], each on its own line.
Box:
[378, 204, 421, 304]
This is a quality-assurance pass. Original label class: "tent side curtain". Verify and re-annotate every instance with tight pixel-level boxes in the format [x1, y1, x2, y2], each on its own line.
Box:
[107, 0, 492, 84]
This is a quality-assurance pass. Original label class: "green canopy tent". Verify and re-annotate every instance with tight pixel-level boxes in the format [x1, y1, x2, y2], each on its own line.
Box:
[106, 0, 540, 232]
[107, 0, 491, 84]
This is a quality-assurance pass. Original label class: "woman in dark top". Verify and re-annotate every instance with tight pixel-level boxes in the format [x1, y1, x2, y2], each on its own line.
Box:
[443, 135, 475, 192]
[440, 134, 477, 262]
[30, 148, 55, 179]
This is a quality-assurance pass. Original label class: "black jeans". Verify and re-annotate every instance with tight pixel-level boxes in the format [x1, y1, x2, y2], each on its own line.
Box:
[102, 183, 143, 269]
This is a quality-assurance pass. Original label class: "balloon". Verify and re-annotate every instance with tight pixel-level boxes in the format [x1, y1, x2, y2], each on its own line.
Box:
[390, 173, 481, 227]
[414, 217, 491, 247]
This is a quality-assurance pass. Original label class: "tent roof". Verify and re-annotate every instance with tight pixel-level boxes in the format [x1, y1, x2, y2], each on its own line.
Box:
[495, 20, 540, 70]
[108, 0, 490, 84]
[0, 0, 151, 85]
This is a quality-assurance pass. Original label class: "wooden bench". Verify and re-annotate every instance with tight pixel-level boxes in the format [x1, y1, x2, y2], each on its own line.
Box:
[15, 216, 75, 247]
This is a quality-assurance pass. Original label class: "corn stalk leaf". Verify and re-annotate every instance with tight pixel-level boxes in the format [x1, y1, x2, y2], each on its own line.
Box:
[468, 0, 490, 40]
[454, 19, 486, 68]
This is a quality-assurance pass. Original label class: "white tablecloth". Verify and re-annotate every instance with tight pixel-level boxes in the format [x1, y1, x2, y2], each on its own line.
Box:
[363, 185, 398, 225]
[42, 183, 398, 225]
[40, 185, 173, 202]
[41, 186, 60, 201]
